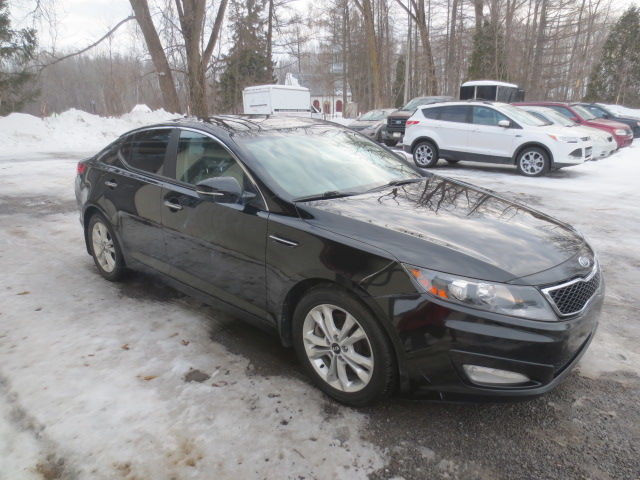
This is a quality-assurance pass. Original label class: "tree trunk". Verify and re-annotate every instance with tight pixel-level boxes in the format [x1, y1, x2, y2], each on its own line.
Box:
[355, 0, 383, 108]
[267, 0, 274, 80]
[129, 0, 181, 113]
[415, 0, 438, 95]
[446, 0, 460, 95]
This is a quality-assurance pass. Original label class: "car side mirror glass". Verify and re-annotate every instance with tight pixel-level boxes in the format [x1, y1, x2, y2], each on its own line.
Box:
[498, 119, 511, 128]
[195, 176, 242, 201]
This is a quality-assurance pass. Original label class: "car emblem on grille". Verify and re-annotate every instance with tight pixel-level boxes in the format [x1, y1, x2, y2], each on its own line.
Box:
[578, 256, 591, 268]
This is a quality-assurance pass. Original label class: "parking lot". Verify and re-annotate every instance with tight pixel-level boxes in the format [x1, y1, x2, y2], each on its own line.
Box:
[1, 147, 638, 480]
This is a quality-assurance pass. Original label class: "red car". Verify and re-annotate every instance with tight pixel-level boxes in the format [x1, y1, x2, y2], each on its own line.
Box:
[513, 101, 633, 148]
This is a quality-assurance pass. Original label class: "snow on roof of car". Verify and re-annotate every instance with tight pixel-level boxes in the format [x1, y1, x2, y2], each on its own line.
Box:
[461, 80, 519, 88]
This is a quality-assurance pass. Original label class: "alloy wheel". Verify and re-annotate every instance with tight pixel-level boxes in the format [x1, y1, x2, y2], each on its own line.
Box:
[520, 150, 545, 175]
[91, 221, 116, 273]
[302, 304, 374, 393]
[414, 144, 434, 167]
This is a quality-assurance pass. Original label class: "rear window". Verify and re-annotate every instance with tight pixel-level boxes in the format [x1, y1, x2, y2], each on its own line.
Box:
[476, 85, 497, 101]
[422, 107, 441, 119]
[438, 105, 470, 123]
[121, 129, 172, 175]
[460, 86, 475, 100]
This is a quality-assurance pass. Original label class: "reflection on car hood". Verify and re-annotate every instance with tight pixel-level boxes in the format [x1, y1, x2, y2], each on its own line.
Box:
[588, 118, 629, 129]
[350, 120, 381, 128]
[299, 176, 587, 283]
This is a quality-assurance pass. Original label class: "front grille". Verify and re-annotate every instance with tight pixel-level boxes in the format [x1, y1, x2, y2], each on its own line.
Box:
[387, 117, 406, 133]
[542, 267, 600, 316]
[581, 136, 589, 141]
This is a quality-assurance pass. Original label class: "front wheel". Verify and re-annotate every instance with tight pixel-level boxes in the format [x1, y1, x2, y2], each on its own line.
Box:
[516, 147, 550, 176]
[384, 139, 398, 147]
[413, 140, 438, 168]
[292, 286, 396, 406]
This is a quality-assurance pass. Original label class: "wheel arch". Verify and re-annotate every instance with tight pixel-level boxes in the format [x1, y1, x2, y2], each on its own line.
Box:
[410, 136, 439, 154]
[82, 204, 125, 264]
[513, 142, 554, 167]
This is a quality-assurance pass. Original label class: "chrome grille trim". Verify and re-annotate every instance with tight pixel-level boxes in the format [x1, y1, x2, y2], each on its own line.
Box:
[541, 262, 601, 317]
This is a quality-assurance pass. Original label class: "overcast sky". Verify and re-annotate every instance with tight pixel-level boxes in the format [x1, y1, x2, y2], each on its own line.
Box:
[9, 0, 637, 56]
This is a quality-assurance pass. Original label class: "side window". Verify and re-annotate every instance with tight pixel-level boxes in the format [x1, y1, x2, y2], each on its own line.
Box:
[97, 142, 121, 165]
[439, 105, 470, 123]
[587, 106, 606, 118]
[472, 106, 510, 126]
[422, 107, 441, 119]
[548, 106, 573, 119]
[175, 130, 249, 187]
[122, 129, 171, 175]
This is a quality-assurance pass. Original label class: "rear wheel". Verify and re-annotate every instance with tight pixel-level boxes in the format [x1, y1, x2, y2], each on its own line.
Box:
[516, 147, 550, 176]
[413, 140, 438, 168]
[292, 286, 396, 406]
[384, 139, 398, 147]
[88, 213, 126, 281]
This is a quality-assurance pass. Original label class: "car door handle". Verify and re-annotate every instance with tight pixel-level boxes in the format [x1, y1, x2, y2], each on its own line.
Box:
[163, 200, 183, 211]
[269, 234, 298, 247]
[104, 180, 118, 188]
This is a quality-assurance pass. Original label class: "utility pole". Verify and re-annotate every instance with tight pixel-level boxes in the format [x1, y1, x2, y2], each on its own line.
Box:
[403, 0, 412, 104]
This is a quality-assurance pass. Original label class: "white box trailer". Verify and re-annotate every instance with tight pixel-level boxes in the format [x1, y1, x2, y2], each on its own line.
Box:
[242, 84, 312, 116]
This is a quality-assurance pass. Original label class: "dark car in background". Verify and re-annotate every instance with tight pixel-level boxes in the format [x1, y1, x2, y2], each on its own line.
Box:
[76, 115, 602, 406]
[383, 96, 453, 147]
[348, 108, 396, 142]
[514, 101, 633, 148]
[574, 103, 640, 138]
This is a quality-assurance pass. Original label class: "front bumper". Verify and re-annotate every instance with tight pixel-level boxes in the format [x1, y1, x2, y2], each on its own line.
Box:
[377, 285, 603, 400]
[614, 134, 633, 148]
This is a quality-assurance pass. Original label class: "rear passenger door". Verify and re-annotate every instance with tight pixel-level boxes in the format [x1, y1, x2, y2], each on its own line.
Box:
[101, 128, 173, 270]
[469, 106, 517, 161]
[160, 129, 269, 319]
[434, 105, 471, 155]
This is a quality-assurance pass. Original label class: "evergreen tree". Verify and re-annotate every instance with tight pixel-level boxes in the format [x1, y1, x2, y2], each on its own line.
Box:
[392, 54, 405, 108]
[585, 6, 640, 106]
[466, 20, 506, 82]
[0, 0, 37, 115]
[217, 0, 274, 113]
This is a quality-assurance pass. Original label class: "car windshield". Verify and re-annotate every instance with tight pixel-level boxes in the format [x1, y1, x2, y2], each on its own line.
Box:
[499, 104, 549, 126]
[573, 105, 597, 120]
[530, 108, 576, 127]
[236, 127, 422, 200]
[358, 110, 387, 121]
[402, 97, 431, 111]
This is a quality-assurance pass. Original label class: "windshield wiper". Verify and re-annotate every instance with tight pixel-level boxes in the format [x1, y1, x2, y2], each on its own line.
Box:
[365, 178, 423, 192]
[293, 190, 359, 202]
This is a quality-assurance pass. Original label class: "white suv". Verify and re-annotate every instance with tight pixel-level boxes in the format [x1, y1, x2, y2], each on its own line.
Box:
[402, 101, 593, 176]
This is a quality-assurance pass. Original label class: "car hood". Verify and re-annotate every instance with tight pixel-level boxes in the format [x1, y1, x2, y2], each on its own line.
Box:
[350, 120, 382, 128]
[297, 176, 589, 284]
[586, 118, 629, 130]
[387, 110, 414, 120]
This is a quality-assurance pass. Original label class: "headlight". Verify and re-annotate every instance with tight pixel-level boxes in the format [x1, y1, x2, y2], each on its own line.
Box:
[614, 129, 627, 135]
[548, 134, 579, 143]
[404, 265, 557, 321]
[636, 121, 640, 127]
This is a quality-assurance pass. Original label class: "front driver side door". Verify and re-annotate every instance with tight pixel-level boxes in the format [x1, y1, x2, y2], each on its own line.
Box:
[469, 106, 517, 161]
[161, 128, 269, 320]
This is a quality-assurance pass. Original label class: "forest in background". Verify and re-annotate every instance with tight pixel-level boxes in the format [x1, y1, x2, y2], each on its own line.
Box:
[1, 0, 639, 117]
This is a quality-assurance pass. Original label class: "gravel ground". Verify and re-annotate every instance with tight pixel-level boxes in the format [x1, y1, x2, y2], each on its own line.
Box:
[0, 149, 638, 480]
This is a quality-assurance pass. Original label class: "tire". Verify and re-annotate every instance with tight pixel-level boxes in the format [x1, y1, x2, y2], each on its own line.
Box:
[384, 139, 398, 147]
[412, 140, 439, 168]
[516, 147, 550, 177]
[87, 213, 126, 281]
[292, 286, 397, 406]
[445, 159, 459, 164]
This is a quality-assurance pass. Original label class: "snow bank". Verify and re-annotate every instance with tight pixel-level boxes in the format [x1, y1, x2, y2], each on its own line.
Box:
[0, 105, 175, 156]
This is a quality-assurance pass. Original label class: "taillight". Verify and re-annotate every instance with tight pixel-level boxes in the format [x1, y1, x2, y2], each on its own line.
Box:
[77, 162, 87, 175]
[406, 120, 420, 125]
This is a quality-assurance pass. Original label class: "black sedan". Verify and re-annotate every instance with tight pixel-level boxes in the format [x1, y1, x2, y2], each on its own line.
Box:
[75, 116, 603, 406]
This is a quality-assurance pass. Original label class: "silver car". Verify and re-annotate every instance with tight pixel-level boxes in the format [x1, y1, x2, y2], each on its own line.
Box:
[349, 109, 396, 142]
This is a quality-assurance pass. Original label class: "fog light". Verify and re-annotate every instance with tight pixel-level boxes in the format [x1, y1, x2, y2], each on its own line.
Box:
[463, 365, 530, 385]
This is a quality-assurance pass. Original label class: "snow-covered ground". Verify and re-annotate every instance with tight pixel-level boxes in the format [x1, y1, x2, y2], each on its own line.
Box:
[0, 109, 638, 479]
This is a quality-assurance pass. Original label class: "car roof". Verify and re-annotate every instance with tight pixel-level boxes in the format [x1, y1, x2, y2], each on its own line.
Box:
[461, 80, 519, 88]
[122, 115, 337, 137]
[513, 101, 570, 107]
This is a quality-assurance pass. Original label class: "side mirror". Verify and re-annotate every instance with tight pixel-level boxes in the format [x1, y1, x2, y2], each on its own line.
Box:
[195, 176, 242, 201]
[571, 117, 580, 123]
[498, 119, 511, 128]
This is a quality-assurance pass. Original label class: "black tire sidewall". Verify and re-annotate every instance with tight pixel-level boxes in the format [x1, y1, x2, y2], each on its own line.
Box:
[292, 286, 396, 406]
[413, 140, 438, 168]
[384, 139, 398, 147]
[88, 213, 125, 281]
[517, 147, 550, 176]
